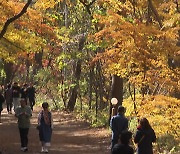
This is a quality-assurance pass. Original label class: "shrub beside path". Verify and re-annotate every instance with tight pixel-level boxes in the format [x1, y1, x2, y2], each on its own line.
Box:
[0, 107, 110, 154]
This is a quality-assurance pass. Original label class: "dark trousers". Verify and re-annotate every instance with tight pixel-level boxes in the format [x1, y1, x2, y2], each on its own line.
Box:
[7, 102, 12, 112]
[111, 139, 118, 151]
[29, 98, 35, 110]
[19, 128, 29, 148]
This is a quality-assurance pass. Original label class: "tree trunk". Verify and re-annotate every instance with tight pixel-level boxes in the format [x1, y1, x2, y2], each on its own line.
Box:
[95, 75, 98, 122]
[97, 62, 105, 109]
[25, 54, 30, 82]
[64, 0, 69, 28]
[32, 50, 43, 80]
[88, 67, 93, 110]
[3, 62, 14, 85]
[67, 35, 86, 111]
[109, 75, 123, 119]
[67, 60, 81, 111]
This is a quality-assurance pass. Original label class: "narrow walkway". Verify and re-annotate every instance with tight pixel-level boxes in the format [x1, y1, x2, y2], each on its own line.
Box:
[0, 107, 110, 154]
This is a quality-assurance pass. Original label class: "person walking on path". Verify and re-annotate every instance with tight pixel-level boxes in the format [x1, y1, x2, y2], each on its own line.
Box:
[112, 130, 134, 154]
[21, 83, 28, 103]
[15, 98, 32, 152]
[110, 106, 128, 150]
[12, 82, 21, 112]
[0, 91, 5, 123]
[134, 117, 156, 154]
[27, 83, 36, 111]
[4, 84, 13, 114]
[37, 102, 53, 153]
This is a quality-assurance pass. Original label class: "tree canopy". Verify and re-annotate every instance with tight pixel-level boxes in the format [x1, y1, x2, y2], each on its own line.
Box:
[0, 0, 179, 153]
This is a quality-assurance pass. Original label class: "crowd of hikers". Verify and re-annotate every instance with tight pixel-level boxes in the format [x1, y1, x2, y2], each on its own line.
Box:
[0, 82, 35, 115]
[0, 82, 53, 153]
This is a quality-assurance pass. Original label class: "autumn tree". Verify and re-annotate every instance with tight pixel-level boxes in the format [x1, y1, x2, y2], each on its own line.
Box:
[0, 0, 61, 85]
[91, 0, 180, 103]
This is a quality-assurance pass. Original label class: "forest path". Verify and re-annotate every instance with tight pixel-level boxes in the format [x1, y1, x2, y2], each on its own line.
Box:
[0, 107, 111, 154]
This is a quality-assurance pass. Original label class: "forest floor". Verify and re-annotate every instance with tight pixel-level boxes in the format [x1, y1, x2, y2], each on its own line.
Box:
[0, 107, 111, 154]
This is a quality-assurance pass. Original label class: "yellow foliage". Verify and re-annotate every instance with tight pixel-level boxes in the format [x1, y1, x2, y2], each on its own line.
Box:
[0, 0, 60, 64]
[123, 95, 180, 140]
[91, 0, 180, 94]
[34, 0, 62, 10]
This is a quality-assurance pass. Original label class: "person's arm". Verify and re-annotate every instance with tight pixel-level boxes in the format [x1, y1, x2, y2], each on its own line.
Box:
[4, 91, 6, 100]
[24, 107, 32, 117]
[110, 116, 114, 130]
[15, 108, 23, 117]
[18, 87, 22, 98]
[10, 89, 13, 102]
[37, 111, 42, 125]
[0, 94, 5, 103]
[34, 87, 36, 94]
[134, 130, 143, 144]
[124, 118, 128, 130]
[110, 116, 118, 133]
[130, 147, 134, 154]
[51, 112, 54, 129]
[111, 144, 117, 154]
[151, 129, 156, 142]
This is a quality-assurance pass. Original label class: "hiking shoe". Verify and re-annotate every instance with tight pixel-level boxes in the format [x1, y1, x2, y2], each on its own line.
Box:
[41, 147, 45, 153]
[21, 147, 28, 152]
[21, 147, 24, 151]
[44, 149, 48, 153]
[24, 147, 28, 152]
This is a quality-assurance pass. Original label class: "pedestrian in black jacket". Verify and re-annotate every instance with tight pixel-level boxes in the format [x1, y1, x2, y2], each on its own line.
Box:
[4, 84, 13, 114]
[27, 83, 35, 111]
[134, 118, 156, 154]
[110, 106, 128, 150]
[21, 84, 28, 99]
[112, 130, 134, 154]
[0, 91, 5, 123]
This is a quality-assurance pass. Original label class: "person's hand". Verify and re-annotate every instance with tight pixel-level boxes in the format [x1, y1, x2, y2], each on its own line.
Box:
[18, 112, 24, 116]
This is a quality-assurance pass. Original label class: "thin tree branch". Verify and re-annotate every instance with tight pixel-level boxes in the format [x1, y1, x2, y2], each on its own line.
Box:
[79, 0, 96, 17]
[175, 0, 180, 13]
[148, 0, 163, 28]
[128, 83, 138, 116]
[0, 0, 32, 39]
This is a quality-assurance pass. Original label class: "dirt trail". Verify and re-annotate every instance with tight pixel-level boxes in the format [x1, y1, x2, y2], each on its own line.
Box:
[0, 107, 111, 154]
